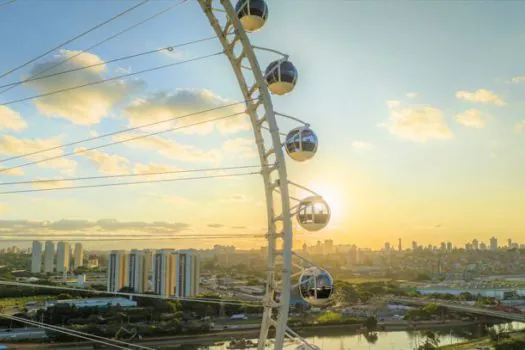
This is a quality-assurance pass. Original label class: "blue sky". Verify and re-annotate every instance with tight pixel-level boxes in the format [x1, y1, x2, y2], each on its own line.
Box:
[0, 0, 524, 249]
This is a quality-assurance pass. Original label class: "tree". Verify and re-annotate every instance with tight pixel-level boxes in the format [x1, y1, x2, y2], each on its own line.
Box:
[57, 293, 73, 300]
[416, 331, 440, 350]
[364, 316, 377, 331]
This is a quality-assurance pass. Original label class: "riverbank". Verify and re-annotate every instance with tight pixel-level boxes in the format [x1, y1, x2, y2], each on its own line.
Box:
[3, 319, 489, 349]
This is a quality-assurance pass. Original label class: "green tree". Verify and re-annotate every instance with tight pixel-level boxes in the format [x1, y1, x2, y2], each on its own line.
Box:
[364, 316, 377, 331]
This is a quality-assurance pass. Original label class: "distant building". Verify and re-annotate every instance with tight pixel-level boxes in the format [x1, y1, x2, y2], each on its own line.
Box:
[74, 243, 83, 269]
[108, 250, 128, 292]
[412, 241, 417, 251]
[490, 237, 498, 251]
[44, 297, 136, 310]
[384, 242, 391, 252]
[153, 250, 200, 298]
[43, 241, 55, 273]
[127, 249, 151, 293]
[31, 241, 42, 273]
[472, 239, 479, 250]
[56, 241, 70, 273]
[324, 239, 334, 254]
[398, 238, 402, 252]
[446, 242, 452, 251]
[440, 242, 446, 251]
[480, 242, 487, 250]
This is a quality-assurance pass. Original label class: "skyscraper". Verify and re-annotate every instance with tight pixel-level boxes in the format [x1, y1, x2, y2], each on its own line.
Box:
[43, 241, 55, 273]
[446, 242, 452, 251]
[31, 241, 42, 273]
[153, 250, 200, 298]
[490, 237, 498, 251]
[127, 249, 151, 293]
[398, 238, 402, 252]
[412, 241, 417, 251]
[74, 243, 83, 269]
[108, 250, 128, 293]
[56, 241, 70, 273]
[472, 239, 479, 250]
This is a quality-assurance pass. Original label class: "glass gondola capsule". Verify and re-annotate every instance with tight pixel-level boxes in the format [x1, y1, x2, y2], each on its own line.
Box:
[235, 0, 268, 32]
[265, 60, 298, 96]
[296, 196, 330, 232]
[285, 127, 318, 162]
[299, 267, 334, 306]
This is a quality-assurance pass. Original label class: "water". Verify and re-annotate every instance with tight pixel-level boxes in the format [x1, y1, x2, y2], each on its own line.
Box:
[197, 322, 525, 350]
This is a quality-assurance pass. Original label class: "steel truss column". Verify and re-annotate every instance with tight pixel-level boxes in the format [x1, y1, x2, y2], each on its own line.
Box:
[197, 1, 294, 349]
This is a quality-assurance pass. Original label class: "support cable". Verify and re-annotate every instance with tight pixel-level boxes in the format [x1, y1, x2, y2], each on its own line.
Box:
[0, 0, 151, 80]
[0, 52, 223, 107]
[0, 36, 218, 90]
[0, 0, 190, 95]
[0, 99, 254, 165]
[0, 314, 141, 350]
[0, 281, 263, 306]
[0, 164, 265, 186]
[0, 172, 259, 195]
[0, 112, 246, 173]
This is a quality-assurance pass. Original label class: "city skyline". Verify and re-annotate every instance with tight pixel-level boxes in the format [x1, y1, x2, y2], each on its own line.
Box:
[0, 1, 523, 248]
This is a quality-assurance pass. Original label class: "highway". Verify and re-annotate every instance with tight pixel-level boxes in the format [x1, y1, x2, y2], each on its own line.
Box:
[390, 296, 525, 322]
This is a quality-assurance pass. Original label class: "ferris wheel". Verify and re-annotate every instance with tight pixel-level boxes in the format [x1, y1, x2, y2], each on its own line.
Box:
[0, 0, 335, 349]
[198, 1, 334, 348]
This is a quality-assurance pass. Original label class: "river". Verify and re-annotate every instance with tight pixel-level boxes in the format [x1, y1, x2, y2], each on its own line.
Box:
[196, 322, 525, 350]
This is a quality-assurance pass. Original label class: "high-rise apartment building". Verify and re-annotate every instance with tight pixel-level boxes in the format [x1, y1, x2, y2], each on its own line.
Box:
[490, 237, 498, 251]
[43, 241, 55, 273]
[127, 249, 151, 293]
[56, 241, 70, 273]
[472, 239, 479, 250]
[108, 250, 128, 292]
[31, 241, 42, 273]
[74, 243, 83, 269]
[153, 250, 200, 298]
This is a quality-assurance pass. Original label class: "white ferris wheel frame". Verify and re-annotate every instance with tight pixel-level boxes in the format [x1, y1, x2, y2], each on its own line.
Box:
[197, 1, 318, 349]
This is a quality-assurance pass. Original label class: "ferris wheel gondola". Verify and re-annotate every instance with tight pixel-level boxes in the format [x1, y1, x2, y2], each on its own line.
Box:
[265, 60, 298, 96]
[235, 0, 268, 32]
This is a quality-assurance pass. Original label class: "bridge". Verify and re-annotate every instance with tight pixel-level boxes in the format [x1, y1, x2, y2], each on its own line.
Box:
[389, 297, 525, 322]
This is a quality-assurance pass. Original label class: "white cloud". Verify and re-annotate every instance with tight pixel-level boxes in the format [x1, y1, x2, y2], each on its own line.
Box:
[0, 166, 24, 176]
[25, 49, 144, 125]
[134, 162, 182, 174]
[222, 138, 257, 159]
[455, 109, 487, 129]
[386, 100, 401, 109]
[74, 148, 129, 175]
[508, 76, 525, 84]
[351, 141, 373, 150]
[383, 105, 453, 142]
[113, 133, 221, 164]
[0, 106, 27, 131]
[124, 89, 250, 135]
[406, 92, 417, 99]
[31, 178, 71, 190]
[0, 135, 76, 174]
[455, 89, 506, 106]
[515, 120, 525, 132]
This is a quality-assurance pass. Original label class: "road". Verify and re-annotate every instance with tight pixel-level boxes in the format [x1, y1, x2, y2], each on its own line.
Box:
[390, 296, 525, 322]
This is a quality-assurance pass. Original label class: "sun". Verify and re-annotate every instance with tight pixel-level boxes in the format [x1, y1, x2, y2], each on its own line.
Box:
[305, 181, 344, 228]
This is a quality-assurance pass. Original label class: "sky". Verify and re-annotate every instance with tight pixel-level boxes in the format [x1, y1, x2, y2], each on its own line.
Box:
[0, 0, 524, 250]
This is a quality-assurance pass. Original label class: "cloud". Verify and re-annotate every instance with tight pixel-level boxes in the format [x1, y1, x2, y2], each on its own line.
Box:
[386, 100, 401, 108]
[508, 76, 525, 84]
[383, 105, 453, 142]
[113, 133, 221, 164]
[134, 162, 182, 174]
[25, 49, 145, 125]
[222, 138, 257, 159]
[207, 224, 224, 229]
[455, 89, 506, 106]
[75, 148, 129, 175]
[31, 178, 71, 190]
[0, 219, 190, 236]
[123, 89, 250, 135]
[0, 166, 24, 177]
[0, 135, 77, 175]
[515, 120, 525, 132]
[0, 106, 27, 131]
[406, 92, 417, 99]
[455, 109, 487, 129]
[351, 141, 373, 150]
[223, 193, 248, 202]
[231, 226, 247, 229]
